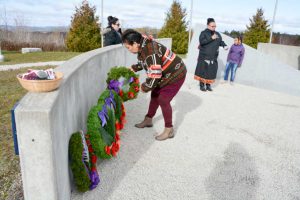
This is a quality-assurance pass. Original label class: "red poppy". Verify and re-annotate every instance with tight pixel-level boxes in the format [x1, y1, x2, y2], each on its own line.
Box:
[119, 90, 123, 97]
[112, 141, 120, 152]
[134, 86, 139, 92]
[120, 123, 124, 130]
[105, 146, 111, 155]
[111, 145, 117, 157]
[88, 146, 93, 153]
[91, 155, 97, 163]
[115, 120, 121, 131]
[128, 92, 134, 99]
[134, 78, 139, 84]
[115, 134, 120, 141]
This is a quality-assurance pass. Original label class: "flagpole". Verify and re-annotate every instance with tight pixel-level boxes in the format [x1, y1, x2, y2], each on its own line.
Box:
[101, 0, 104, 47]
[188, 0, 193, 45]
[269, 0, 278, 43]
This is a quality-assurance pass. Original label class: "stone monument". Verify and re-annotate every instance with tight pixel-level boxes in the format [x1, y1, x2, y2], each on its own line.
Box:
[0, 42, 4, 62]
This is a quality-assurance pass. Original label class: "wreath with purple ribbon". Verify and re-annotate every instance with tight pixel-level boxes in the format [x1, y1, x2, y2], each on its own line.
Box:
[69, 131, 100, 192]
[106, 66, 140, 102]
[69, 66, 140, 192]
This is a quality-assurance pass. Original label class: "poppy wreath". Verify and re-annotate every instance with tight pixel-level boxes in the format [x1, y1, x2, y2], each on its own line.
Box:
[68, 131, 100, 192]
[106, 66, 140, 102]
[88, 89, 122, 159]
[69, 66, 138, 192]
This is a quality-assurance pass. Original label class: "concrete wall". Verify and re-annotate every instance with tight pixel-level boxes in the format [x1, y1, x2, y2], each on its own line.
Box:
[15, 39, 171, 200]
[186, 24, 300, 97]
[257, 43, 300, 70]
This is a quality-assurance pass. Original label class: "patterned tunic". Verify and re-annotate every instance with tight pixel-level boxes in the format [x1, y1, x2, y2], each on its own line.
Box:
[132, 36, 187, 92]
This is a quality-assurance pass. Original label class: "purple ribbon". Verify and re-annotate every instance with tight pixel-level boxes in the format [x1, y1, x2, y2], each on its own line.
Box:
[98, 106, 108, 127]
[105, 90, 116, 109]
[129, 77, 134, 83]
[89, 170, 100, 190]
[108, 80, 121, 93]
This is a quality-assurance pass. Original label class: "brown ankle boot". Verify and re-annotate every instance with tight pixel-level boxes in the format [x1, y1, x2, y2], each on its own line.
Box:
[155, 127, 174, 141]
[135, 116, 153, 128]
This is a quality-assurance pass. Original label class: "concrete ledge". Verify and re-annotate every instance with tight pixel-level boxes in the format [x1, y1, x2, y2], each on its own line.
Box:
[15, 39, 171, 200]
[257, 43, 300, 70]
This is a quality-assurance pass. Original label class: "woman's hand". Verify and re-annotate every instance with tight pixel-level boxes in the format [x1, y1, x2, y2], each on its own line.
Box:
[128, 66, 135, 72]
[212, 34, 218, 40]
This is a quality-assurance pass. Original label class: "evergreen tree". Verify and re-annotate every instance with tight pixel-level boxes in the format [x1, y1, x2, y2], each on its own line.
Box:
[158, 0, 188, 54]
[65, 0, 101, 52]
[243, 8, 270, 49]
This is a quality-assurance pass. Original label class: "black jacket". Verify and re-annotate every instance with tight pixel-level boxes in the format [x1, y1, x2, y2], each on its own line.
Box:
[199, 28, 227, 60]
[103, 27, 122, 47]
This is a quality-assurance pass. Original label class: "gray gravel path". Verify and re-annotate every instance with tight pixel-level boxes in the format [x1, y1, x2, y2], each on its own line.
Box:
[0, 61, 64, 71]
[72, 72, 300, 200]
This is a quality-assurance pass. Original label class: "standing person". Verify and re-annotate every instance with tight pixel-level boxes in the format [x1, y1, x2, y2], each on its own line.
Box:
[103, 16, 122, 47]
[122, 29, 187, 141]
[194, 18, 228, 91]
[223, 36, 245, 84]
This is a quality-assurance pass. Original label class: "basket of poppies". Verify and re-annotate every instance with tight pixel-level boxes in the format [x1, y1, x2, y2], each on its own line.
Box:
[17, 68, 63, 92]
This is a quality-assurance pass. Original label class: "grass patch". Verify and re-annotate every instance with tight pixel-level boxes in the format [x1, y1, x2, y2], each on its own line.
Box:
[0, 51, 81, 65]
[0, 66, 55, 199]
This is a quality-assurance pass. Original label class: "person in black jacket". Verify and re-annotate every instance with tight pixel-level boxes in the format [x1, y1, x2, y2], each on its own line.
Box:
[194, 18, 228, 91]
[103, 16, 122, 46]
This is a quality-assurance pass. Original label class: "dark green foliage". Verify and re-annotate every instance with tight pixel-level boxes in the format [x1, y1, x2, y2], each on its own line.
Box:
[113, 91, 122, 122]
[97, 89, 111, 104]
[243, 8, 270, 48]
[88, 89, 118, 159]
[99, 126, 114, 145]
[223, 30, 244, 38]
[104, 108, 116, 138]
[106, 66, 140, 102]
[97, 89, 122, 121]
[87, 104, 111, 159]
[106, 66, 137, 85]
[65, 1, 101, 52]
[69, 132, 90, 192]
[158, 0, 188, 54]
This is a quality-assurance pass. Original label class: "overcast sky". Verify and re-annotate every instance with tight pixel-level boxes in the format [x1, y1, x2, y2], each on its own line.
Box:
[0, 0, 299, 34]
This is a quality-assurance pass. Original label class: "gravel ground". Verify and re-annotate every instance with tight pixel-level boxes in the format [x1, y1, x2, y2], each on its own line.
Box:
[0, 61, 64, 71]
[72, 72, 300, 200]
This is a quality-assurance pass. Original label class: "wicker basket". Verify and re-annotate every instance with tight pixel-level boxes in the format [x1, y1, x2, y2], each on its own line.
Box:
[17, 72, 64, 92]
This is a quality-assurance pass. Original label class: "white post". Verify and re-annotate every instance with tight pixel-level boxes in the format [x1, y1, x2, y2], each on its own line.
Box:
[188, 0, 193, 45]
[269, 0, 278, 43]
[101, 0, 104, 48]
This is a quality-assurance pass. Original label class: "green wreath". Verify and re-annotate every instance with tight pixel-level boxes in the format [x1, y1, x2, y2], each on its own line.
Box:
[69, 132, 90, 192]
[106, 66, 140, 102]
[88, 89, 122, 159]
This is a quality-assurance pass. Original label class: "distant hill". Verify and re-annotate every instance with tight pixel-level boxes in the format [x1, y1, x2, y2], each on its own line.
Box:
[0, 25, 69, 32]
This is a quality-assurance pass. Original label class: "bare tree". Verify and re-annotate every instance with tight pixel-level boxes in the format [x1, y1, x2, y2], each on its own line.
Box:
[0, 6, 9, 40]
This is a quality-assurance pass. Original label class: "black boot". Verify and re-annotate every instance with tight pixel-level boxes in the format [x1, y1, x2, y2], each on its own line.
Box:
[206, 84, 213, 91]
[200, 82, 206, 91]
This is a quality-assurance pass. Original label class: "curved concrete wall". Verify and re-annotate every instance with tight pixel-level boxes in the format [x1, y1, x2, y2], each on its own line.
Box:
[257, 43, 300, 70]
[15, 39, 171, 200]
[186, 24, 300, 97]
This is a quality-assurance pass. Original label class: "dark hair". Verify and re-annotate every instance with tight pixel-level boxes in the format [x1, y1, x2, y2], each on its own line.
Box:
[237, 35, 243, 43]
[108, 16, 119, 26]
[207, 18, 215, 25]
[122, 29, 142, 45]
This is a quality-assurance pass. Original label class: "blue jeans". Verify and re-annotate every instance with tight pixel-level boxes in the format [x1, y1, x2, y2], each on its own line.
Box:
[224, 62, 238, 82]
